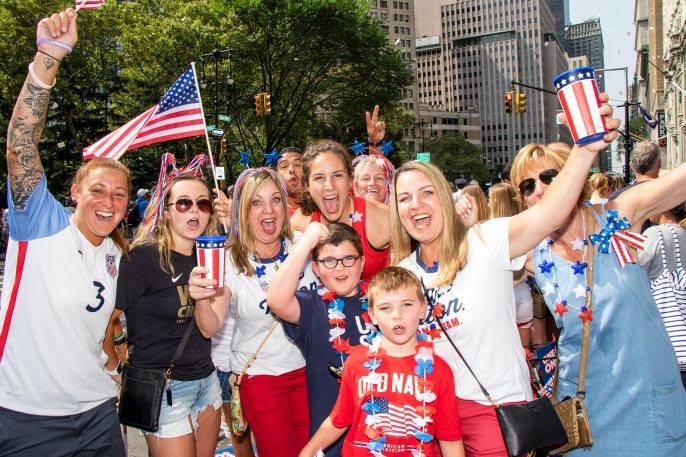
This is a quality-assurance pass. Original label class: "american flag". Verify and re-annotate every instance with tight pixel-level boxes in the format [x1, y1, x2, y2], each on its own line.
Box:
[553, 67, 607, 145]
[365, 398, 421, 436]
[83, 66, 206, 160]
[76, 0, 104, 11]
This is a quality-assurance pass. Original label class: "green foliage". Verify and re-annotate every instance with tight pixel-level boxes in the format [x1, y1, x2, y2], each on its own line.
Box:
[420, 133, 490, 184]
[0, 0, 411, 196]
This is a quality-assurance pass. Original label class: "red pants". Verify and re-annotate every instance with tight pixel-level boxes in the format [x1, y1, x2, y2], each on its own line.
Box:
[457, 398, 509, 457]
[239, 367, 309, 457]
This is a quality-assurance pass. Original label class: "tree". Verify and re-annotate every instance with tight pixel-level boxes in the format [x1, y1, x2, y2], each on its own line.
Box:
[420, 133, 490, 184]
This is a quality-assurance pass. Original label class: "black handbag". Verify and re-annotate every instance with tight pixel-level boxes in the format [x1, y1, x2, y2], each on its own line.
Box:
[420, 279, 568, 457]
[118, 321, 195, 432]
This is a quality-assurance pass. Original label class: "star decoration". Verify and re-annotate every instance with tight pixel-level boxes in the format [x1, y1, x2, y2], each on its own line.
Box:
[380, 140, 394, 155]
[238, 149, 252, 167]
[573, 283, 588, 298]
[538, 259, 555, 273]
[578, 306, 593, 323]
[264, 147, 280, 167]
[255, 265, 266, 278]
[571, 237, 586, 251]
[542, 281, 557, 296]
[571, 261, 588, 275]
[351, 139, 366, 155]
[350, 211, 363, 223]
[555, 301, 569, 317]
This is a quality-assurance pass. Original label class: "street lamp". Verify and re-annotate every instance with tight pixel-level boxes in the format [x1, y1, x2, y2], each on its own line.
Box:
[595, 66, 631, 182]
[413, 120, 433, 153]
[199, 45, 234, 182]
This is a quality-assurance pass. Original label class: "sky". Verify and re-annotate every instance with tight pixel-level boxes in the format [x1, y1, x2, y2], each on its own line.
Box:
[569, 1, 636, 108]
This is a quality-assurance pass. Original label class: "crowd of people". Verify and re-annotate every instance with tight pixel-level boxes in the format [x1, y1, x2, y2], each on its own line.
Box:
[2, 7, 686, 457]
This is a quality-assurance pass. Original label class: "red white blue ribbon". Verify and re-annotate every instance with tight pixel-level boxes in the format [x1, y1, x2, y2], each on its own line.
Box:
[589, 210, 647, 268]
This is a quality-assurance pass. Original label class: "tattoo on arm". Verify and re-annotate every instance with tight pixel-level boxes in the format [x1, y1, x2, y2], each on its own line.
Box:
[6, 82, 48, 209]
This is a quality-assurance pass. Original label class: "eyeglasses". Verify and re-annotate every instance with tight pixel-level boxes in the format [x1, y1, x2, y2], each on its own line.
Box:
[316, 255, 360, 269]
[166, 198, 213, 214]
[518, 169, 559, 197]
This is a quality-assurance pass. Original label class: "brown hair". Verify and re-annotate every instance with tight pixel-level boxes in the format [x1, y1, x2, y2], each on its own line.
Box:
[389, 161, 469, 288]
[131, 174, 219, 274]
[312, 222, 362, 261]
[368, 266, 424, 310]
[462, 184, 489, 222]
[299, 139, 353, 215]
[73, 158, 131, 255]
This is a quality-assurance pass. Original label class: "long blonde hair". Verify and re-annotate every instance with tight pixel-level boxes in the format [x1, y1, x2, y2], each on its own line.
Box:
[131, 175, 219, 274]
[229, 168, 292, 276]
[389, 161, 469, 288]
[488, 182, 523, 218]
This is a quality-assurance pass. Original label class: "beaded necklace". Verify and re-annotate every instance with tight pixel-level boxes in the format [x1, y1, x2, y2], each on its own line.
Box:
[323, 281, 373, 377]
[362, 332, 436, 456]
[539, 207, 593, 322]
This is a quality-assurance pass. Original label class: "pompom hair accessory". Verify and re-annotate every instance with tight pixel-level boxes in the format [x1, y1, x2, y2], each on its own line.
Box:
[141, 152, 208, 236]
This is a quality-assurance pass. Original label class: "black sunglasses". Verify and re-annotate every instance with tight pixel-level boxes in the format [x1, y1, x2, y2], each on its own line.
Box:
[518, 169, 559, 197]
[166, 198, 212, 214]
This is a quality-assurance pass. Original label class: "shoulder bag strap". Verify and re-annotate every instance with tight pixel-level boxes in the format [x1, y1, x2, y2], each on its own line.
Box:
[236, 320, 280, 386]
[167, 319, 197, 376]
[552, 205, 594, 401]
[419, 278, 498, 406]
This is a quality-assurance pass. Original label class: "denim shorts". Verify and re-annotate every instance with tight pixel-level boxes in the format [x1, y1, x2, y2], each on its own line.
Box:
[145, 372, 222, 438]
[215, 368, 232, 403]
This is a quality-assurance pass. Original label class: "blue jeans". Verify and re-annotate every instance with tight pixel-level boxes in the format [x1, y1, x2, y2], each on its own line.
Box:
[146, 372, 222, 438]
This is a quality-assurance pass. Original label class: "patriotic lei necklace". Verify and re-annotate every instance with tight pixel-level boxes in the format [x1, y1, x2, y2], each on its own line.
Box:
[538, 206, 592, 321]
[323, 281, 374, 377]
[362, 332, 436, 457]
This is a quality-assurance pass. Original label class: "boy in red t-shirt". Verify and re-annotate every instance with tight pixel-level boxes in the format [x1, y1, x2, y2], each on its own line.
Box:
[299, 266, 465, 457]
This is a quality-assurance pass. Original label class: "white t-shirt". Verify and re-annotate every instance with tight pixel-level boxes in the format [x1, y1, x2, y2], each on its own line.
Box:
[225, 235, 319, 376]
[0, 175, 119, 415]
[400, 217, 532, 405]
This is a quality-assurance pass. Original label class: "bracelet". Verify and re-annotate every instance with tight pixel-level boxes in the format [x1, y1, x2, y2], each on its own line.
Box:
[113, 330, 124, 340]
[37, 49, 61, 64]
[36, 37, 73, 54]
[28, 62, 56, 90]
[105, 362, 123, 376]
[114, 336, 128, 346]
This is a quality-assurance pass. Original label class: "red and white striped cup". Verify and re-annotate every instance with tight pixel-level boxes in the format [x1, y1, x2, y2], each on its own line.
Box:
[553, 66, 608, 145]
[196, 235, 226, 289]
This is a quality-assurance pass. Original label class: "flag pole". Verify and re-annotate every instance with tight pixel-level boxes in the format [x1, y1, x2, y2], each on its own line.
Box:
[75, 0, 86, 12]
[191, 61, 227, 232]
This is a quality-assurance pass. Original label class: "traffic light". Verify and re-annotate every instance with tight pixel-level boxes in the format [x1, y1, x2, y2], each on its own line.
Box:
[504, 91, 513, 114]
[515, 91, 527, 113]
[220, 137, 227, 157]
[263, 93, 272, 115]
[253, 93, 264, 116]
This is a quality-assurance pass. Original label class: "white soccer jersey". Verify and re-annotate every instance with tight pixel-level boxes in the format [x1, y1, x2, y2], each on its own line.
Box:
[0, 175, 120, 415]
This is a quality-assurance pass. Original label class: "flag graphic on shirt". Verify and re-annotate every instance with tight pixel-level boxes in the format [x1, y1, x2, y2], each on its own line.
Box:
[366, 398, 421, 436]
[76, 0, 104, 10]
[554, 68, 607, 144]
[637, 104, 659, 129]
[83, 66, 206, 160]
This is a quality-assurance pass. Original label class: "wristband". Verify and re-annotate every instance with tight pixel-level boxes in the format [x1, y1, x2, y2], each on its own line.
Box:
[105, 362, 123, 376]
[36, 37, 73, 54]
[28, 62, 56, 89]
[37, 49, 61, 64]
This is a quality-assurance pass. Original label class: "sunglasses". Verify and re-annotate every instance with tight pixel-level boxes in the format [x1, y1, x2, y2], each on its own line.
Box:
[316, 255, 360, 269]
[518, 169, 559, 197]
[166, 198, 213, 214]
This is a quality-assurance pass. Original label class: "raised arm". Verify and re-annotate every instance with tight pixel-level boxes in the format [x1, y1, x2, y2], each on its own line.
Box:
[7, 9, 78, 209]
[267, 222, 328, 324]
[508, 96, 620, 258]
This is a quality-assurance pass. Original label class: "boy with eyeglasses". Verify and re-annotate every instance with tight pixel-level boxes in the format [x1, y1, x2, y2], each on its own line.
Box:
[267, 222, 377, 457]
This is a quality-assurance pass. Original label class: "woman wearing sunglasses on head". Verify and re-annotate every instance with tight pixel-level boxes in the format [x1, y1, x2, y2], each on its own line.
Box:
[104, 172, 223, 457]
[189, 168, 320, 457]
[398, 94, 621, 456]
[507, 142, 686, 456]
